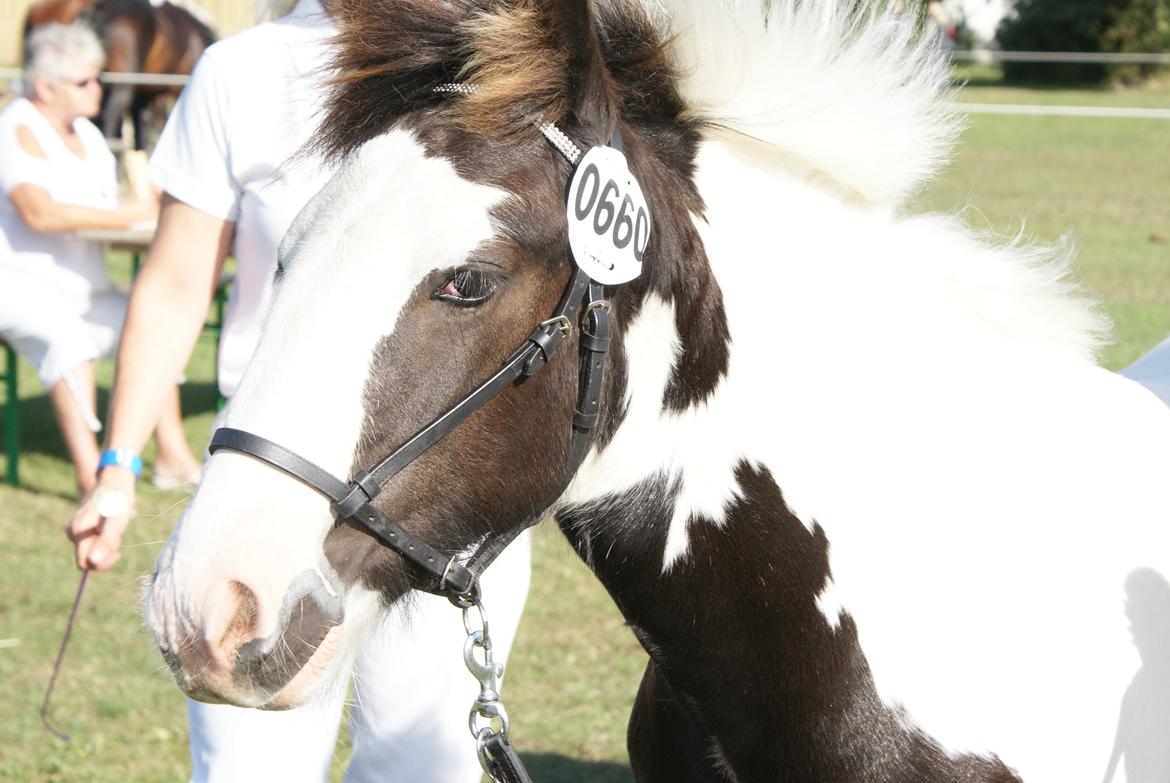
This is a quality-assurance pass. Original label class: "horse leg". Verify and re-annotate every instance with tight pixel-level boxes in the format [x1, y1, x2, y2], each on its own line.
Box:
[128, 88, 158, 151]
[99, 18, 144, 144]
[627, 660, 728, 782]
[100, 84, 134, 142]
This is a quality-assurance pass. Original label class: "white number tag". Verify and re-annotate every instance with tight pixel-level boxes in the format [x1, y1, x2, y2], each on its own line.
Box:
[566, 146, 650, 285]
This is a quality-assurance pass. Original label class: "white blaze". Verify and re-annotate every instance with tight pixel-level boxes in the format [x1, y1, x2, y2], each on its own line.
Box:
[151, 129, 506, 646]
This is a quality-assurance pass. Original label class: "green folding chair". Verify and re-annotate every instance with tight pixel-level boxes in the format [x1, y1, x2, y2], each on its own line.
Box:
[1, 341, 18, 486]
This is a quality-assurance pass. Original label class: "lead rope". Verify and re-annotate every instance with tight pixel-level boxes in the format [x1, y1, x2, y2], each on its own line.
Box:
[41, 569, 90, 741]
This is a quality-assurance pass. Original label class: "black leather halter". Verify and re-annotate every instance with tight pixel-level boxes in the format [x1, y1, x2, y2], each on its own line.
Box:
[207, 116, 627, 783]
[209, 265, 612, 602]
[210, 119, 625, 603]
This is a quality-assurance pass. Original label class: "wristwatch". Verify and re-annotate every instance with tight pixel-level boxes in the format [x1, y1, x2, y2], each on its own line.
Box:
[92, 484, 133, 518]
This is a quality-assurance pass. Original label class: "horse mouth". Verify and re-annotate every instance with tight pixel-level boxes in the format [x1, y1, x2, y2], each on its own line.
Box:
[160, 617, 344, 709]
[230, 607, 342, 706]
[261, 624, 346, 709]
[154, 578, 348, 709]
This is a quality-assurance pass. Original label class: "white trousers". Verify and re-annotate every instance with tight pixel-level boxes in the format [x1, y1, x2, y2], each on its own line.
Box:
[0, 270, 125, 386]
[186, 530, 532, 783]
[1121, 333, 1170, 407]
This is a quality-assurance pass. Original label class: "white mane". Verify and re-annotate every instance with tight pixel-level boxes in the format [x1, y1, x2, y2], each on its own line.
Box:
[643, 0, 959, 206]
[637, 0, 1109, 360]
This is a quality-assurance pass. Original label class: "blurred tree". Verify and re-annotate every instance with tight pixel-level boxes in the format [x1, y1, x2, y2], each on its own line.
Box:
[997, 0, 1170, 83]
[1105, 0, 1170, 82]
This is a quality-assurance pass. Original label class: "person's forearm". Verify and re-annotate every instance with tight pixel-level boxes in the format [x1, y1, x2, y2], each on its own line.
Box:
[103, 196, 234, 455]
[18, 199, 137, 232]
[9, 183, 156, 232]
[103, 261, 213, 453]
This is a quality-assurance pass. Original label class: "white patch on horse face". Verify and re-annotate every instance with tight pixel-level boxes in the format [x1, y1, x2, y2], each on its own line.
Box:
[152, 129, 506, 653]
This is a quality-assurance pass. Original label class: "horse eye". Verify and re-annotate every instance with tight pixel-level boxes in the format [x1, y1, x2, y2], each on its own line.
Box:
[434, 268, 496, 306]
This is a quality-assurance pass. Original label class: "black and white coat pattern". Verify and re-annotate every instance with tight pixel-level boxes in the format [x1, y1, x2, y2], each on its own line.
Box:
[145, 1, 1170, 781]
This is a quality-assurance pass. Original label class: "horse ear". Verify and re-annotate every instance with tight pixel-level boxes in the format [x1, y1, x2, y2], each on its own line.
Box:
[544, 0, 619, 142]
[456, 0, 618, 145]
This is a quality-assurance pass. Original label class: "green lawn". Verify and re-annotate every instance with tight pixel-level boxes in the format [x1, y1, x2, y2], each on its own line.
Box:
[1, 76, 1168, 782]
[924, 70, 1170, 369]
[954, 64, 1170, 109]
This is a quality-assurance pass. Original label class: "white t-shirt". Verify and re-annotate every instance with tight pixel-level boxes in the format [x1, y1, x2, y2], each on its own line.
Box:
[0, 97, 118, 311]
[148, 0, 337, 397]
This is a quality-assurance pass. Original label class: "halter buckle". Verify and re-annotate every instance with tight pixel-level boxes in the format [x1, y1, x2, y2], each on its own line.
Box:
[441, 556, 479, 606]
[540, 315, 572, 339]
[581, 300, 611, 333]
[582, 299, 611, 318]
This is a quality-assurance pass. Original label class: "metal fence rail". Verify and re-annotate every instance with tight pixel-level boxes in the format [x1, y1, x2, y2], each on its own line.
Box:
[2, 49, 1167, 89]
[0, 68, 190, 87]
[958, 102, 1170, 120]
[2, 53, 1167, 124]
[952, 50, 1170, 66]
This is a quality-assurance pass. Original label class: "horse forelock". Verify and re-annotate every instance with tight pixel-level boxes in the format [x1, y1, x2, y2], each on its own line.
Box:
[316, 0, 684, 160]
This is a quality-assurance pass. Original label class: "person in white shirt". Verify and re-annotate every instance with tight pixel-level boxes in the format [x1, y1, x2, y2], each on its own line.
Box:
[0, 22, 201, 495]
[65, 2, 531, 780]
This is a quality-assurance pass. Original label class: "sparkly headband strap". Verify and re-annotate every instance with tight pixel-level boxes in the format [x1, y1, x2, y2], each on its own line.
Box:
[434, 84, 582, 165]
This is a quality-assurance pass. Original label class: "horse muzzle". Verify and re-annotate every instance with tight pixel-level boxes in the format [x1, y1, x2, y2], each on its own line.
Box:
[145, 565, 347, 709]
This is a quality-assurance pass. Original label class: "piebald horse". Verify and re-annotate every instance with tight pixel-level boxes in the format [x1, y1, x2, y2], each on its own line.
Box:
[144, 0, 1170, 780]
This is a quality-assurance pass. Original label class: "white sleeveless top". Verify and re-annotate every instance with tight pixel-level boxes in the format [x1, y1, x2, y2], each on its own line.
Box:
[0, 97, 119, 311]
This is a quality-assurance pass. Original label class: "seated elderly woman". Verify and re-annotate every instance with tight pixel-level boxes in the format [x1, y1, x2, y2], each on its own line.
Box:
[0, 22, 201, 495]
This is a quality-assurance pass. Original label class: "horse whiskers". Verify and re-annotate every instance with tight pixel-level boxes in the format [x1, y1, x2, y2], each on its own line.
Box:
[123, 539, 171, 549]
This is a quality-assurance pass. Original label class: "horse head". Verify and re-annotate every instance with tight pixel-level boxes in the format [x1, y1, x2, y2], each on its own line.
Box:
[144, 0, 703, 709]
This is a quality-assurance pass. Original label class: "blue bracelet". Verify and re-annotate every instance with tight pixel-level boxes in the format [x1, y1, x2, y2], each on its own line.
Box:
[98, 449, 143, 478]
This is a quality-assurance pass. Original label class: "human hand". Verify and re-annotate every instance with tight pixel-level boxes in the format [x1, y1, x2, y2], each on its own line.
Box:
[66, 467, 136, 571]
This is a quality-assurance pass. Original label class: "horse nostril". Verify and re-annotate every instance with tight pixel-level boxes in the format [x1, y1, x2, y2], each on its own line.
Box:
[217, 581, 261, 658]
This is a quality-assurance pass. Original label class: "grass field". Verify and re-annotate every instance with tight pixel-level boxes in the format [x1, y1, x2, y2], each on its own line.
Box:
[1, 74, 1168, 782]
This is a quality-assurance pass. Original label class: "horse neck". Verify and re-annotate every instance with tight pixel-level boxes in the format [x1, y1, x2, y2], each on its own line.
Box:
[553, 136, 1017, 780]
[553, 191, 863, 770]
[557, 386, 1016, 781]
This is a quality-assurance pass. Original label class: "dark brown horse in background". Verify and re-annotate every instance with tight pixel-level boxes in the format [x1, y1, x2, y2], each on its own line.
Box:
[23, 0, 214, 148]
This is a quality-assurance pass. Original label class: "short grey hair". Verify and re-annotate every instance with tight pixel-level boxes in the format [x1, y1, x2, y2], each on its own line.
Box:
[22, 23, 105, 97]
